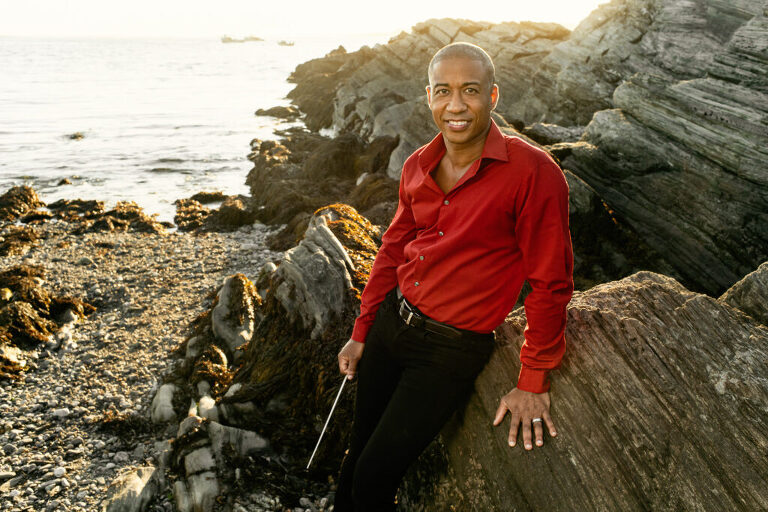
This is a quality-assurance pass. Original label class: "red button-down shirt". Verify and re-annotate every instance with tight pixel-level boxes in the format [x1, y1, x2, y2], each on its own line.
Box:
[350, 120, 574, 393]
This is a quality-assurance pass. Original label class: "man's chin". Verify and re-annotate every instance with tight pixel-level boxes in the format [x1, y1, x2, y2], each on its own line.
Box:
[441, 130, 474, 145]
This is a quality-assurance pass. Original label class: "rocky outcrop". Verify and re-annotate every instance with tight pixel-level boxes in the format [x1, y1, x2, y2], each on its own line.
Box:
[400, 269, 768, 511]
[244, 129, 399, 226]
[151, 204, 378, 509]
[287, 19, 571, 177]
[280, 4, 767, 295]
[518, 0, 765, 126]
[719, 261, 768, 326]
[560, 4, 768, 295]
[146, 200, 768, 510]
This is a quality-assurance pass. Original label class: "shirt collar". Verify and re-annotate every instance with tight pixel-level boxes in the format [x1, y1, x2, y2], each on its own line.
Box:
[417, 118, 509, 175]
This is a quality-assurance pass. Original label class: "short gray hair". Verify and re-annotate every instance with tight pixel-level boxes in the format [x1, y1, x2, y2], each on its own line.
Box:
[427, 42, 495, 89]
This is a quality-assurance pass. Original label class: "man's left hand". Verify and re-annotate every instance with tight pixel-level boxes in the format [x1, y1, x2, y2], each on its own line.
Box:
[493, 388, 557, 450]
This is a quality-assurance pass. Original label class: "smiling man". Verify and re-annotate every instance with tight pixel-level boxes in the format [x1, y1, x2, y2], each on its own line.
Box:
[335, 42, 574, 511]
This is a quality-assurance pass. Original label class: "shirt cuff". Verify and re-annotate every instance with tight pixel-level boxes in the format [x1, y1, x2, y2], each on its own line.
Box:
[350, 319, 371, 344]
[517, 366, 550, 393]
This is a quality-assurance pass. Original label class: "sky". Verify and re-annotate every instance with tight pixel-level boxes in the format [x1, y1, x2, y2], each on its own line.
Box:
[0, 0, 608, 39]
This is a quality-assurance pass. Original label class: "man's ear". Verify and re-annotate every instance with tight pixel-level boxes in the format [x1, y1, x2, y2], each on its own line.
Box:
[490, 84, 500, 111]
[425, 85, 432, 105]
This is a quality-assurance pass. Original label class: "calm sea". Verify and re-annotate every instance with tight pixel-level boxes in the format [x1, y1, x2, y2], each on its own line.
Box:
[0, 35, 388, 224]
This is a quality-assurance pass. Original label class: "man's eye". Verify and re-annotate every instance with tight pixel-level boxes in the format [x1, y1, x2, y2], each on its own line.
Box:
[436, 89, 449, 95]
[465, 87, 478, 94]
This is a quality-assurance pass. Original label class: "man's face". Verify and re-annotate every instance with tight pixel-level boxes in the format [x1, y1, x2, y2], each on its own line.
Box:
[426, 56, 499, 148]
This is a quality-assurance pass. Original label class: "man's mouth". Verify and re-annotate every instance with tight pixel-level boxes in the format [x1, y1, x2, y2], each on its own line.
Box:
[446, 120, 470, 130]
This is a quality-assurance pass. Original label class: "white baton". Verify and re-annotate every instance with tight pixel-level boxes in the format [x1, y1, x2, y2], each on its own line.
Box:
[306, 374, 349, 469]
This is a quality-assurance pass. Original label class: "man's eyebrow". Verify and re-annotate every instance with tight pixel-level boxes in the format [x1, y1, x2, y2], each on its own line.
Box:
[432, 81, 482, 88]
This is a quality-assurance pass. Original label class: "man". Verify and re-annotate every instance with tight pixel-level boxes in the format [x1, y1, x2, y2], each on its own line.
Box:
[334, 42, 574, 511]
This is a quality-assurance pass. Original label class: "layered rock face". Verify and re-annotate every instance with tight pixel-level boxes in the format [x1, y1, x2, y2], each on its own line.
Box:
[401, 269, 768, 511]
[281, 0, 768, 295]
[562, 4, 768, 295]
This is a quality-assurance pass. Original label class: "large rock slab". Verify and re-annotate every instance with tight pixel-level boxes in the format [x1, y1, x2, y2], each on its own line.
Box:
[401, 271, 768, 510]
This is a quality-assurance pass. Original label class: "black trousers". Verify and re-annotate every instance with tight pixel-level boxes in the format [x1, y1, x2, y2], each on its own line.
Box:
[334, 286, 495, 511]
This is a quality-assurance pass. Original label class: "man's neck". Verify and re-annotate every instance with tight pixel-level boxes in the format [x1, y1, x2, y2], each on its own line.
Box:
[443, 122, 491, 170]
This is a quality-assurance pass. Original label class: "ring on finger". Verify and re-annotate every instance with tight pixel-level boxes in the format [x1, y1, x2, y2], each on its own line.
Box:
[532, 418, 543, 423]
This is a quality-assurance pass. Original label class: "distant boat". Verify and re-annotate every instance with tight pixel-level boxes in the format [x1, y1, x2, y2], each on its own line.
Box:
[277, 40, 295, 47]
[221, 35, 264, 43]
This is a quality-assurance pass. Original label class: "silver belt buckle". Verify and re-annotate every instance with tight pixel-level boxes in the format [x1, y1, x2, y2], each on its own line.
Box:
[398, 298, 415, 325]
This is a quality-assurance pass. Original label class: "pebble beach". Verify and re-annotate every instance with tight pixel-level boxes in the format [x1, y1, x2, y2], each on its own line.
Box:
[0, 218, 283, 511]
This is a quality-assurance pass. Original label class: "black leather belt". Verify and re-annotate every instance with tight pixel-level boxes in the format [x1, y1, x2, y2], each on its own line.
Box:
[395, 286, 463, 340]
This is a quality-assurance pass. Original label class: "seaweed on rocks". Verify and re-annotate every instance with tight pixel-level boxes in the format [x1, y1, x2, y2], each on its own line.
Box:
[151, 204, 378, 509]
[0, 264, 95, 378]
[174, 198, 212, 232]
[72, 200, 171, 234]
[202, 195, 258, 232]
[19, 209, 54, 224]
[0, 185, 45, 222]
[190, 190, 228, 204]
[92, 409, 156, 441]
[47, 197, 105, 221]
[0, 225, 39, 256]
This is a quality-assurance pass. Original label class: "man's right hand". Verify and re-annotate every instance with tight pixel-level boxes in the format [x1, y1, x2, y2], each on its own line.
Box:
[338, 339, 365, 380]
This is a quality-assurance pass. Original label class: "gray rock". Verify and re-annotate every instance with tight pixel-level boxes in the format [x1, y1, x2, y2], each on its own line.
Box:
[76, 256, 94, 266]
[288, 18, 570, 176]
[173, 479, 192, 512]
[150, 384, 177, 424]
[207, 421, 268, 461]
[184, 447, 216, 477]
[273, 209, 356, 339]
[113, 451, 129, 463]
[211, 274, 261, 354]
[522, 122, 585, 145]
[197, 396, 218, 422]
[186, 471, 219, 512]
[563, 69, 767, 294]
[101, 466, 159, 512]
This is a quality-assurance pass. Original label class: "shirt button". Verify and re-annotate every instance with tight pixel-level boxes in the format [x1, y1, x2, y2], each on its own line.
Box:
[438, 231, 444, 236]
[414, 281, 420, 286]
[443, 200, 449, 205]
[419, 255, 424, 260]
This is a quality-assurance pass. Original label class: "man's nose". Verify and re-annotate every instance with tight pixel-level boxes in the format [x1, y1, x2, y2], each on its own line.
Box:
[446, 91, 466, 112]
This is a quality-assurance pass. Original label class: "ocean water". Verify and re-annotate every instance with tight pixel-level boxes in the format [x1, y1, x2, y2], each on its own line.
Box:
[0, 34, 389, 224]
